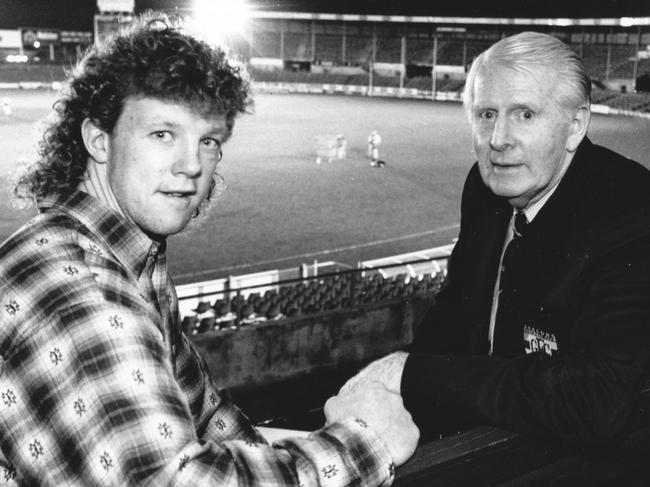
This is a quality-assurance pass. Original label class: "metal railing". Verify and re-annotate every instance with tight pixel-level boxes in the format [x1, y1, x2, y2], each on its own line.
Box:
[181, 256, 448, 331]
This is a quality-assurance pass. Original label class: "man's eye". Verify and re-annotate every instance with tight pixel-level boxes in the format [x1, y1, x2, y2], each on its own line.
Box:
[519, 110, 534, 120]
[477, 111, 495, 122]
[152, 131, 172, 141]
[202, 138, 222, 151]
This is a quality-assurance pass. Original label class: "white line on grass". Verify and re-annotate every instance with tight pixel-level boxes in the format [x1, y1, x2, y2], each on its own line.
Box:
[175, 223, 460, 280]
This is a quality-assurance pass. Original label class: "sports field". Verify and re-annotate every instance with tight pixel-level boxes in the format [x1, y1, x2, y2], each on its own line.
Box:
[1, 89, 649, 284]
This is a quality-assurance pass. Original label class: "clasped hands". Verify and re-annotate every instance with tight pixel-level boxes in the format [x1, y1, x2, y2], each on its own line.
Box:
[323, 352, 419, 467]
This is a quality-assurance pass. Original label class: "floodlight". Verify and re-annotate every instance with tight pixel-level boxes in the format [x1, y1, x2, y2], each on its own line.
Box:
[192, 0, 251, 43]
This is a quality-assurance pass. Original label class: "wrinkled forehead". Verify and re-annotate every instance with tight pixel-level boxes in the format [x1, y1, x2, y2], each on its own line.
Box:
[473, 61, 562, 106]
[480, 59, 560, 87]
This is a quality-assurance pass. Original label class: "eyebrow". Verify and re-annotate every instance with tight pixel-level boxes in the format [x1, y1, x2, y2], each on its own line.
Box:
[143, 119, 228, 135]
[472, 103, 535, 113]
[143, 119, 180, 128]
[509, 103, 534, 110]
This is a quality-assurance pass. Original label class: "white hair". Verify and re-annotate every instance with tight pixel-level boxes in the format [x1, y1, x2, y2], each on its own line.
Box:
[463, 31, 591, 117]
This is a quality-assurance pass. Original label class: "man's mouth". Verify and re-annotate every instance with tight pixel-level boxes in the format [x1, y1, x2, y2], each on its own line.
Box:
[491, 160, 522, 169]
[162, 190, 195, 197]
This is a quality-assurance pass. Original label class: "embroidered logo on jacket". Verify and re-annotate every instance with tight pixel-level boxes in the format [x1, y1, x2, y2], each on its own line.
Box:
[524, 326, 558, 356]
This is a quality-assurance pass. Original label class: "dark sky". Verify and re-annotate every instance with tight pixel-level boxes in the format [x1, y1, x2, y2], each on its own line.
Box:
[1, 0, 648, 30]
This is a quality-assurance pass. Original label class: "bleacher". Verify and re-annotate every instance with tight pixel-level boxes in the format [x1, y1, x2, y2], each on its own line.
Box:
[580, 44, 640, 80]
[600, 91, 650, 112]
[0, 64, 66, 83]
[181, 261, 447, 336]
[250, 30, 282, 58]
[375, 37, 403, 63]
[313, 35, 344, 64]
[3, 22, 649, 116]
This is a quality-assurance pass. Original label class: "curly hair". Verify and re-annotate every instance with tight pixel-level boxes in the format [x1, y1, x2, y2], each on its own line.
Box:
[15, 12, 252, 203]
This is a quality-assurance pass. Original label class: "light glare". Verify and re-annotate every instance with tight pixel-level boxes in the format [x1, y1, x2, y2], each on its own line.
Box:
[193, 0, 250, 43]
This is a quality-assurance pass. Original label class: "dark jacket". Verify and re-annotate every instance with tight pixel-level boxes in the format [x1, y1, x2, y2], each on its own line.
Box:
[402, 138, 650, 450]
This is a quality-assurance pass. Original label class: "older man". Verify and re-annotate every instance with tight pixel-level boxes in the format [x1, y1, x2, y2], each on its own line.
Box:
[0, 14, 418, 486]
[337, 31, 650, 451]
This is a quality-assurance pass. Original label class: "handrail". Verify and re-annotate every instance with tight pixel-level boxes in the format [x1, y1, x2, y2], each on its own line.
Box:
[395, 387, 650, 485]
[180, 255, 447, 328]
[179, 255, 448, 302]
[394, 426, 561, 486]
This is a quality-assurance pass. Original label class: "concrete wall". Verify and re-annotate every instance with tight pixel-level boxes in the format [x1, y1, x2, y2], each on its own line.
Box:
[192, 299, 430, 391]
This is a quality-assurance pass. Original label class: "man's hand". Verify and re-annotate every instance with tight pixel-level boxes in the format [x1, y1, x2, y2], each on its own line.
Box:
[339, 351, 408, 396]
[324, 381, 419, 466]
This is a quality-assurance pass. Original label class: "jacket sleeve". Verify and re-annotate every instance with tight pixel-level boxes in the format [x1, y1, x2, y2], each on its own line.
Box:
[409, 163, 489, 356]
[402, 229, 650, 450]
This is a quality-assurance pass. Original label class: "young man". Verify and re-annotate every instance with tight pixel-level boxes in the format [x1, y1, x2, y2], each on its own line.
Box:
[0, 15, 417, 486]
[336, 32, 650, 451]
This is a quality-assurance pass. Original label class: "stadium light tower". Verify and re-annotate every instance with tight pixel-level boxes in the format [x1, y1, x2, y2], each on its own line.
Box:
[192, 0, 251, 44]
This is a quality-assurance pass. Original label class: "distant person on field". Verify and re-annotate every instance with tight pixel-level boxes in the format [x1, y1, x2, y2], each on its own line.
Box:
[334, 31, 650, 453]
[0, 14, 418, 486]
[368, 129, 383, 166]
[336, 133, 347, 160]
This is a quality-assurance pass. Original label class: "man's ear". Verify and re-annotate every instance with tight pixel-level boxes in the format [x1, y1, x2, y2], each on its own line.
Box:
[566, 105, 591, 152]
[81, 118, 110, 163]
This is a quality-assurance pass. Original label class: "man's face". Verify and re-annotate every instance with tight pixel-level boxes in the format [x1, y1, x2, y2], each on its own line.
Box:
[470, 63, 578, 209]
[106, 97, 228, 238]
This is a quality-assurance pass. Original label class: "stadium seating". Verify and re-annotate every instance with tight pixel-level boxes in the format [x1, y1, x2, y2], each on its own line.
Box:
[605, 91, 650, 112]
[407, 39, 435, 65]
[181, 268, 447, 335]
[252, 30, 282, 58]
[0, 64, 66, 82]
[343, 36, 373, 65]
[580, 44, 639, 80]
[374, 37, 403, 63]
[313, 35, 344, 64]
[283, 32, 312, 60]
[5, 40, 647, 116]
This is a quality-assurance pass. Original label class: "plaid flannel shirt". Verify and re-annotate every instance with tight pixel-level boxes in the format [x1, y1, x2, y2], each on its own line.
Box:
[0, 190, 393, 486]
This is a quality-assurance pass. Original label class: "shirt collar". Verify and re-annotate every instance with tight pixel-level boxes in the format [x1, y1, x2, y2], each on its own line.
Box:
[38, 190, 163, 280]
[515, 182, 560, 223]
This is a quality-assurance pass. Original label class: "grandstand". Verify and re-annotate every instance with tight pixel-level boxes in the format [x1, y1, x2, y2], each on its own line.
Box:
[4, 10, 650, 109]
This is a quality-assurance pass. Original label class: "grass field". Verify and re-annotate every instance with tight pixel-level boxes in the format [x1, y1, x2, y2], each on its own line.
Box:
[1, 89, 649, 285]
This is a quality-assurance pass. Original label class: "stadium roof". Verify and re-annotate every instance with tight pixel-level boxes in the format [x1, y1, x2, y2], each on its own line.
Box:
[1, 0, 648, 31]
[246, 0, 650, 20]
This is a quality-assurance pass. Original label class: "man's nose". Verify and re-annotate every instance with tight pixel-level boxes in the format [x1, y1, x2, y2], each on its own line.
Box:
[173, 142, 202, 176]
[489, 117, 512, 151]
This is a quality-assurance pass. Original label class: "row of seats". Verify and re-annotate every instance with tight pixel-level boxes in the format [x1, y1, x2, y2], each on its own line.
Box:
[181, 271, 446, 335]
[252, 67, 648, 112]
[592, 87, 650, 111]
[243, 34, 500, 67]
[250, 69, 465, 91]
[579, 44, 642, 80]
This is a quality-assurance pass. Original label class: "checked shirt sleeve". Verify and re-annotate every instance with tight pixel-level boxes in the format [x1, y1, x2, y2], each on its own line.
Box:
[175, 335, 395, 486]
[0, 284, 393, 486]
